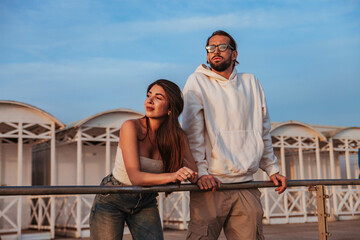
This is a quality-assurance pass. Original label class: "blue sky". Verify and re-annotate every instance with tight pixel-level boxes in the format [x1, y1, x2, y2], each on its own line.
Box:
[0, 0, 359, 126]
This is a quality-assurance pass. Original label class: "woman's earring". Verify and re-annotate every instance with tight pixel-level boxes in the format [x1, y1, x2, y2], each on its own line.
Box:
[168, 111, 171, 116]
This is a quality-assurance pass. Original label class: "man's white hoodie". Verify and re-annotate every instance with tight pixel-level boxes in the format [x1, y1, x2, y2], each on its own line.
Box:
[182, 64, 279, 183]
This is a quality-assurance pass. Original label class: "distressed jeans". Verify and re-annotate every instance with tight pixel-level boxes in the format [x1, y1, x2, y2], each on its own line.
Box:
[89, 174, 164, 240]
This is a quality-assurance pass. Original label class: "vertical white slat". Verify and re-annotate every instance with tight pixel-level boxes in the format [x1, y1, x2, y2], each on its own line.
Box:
[298, 137, 307, 222]
[158, 193, 164, 229]
[181, 192, 187, 229]
[328, 138, 336, 179]
[105, 127, 111, 175]
[307, 155, 313, 179]
[50, 122, 56, 185]
[17, 122, 23, 238]
[280, 136, 286, 176]
[50, 196, 55, 239]
[328, 138, 338, 218]
[298, 137, 304, 180]
[77, 127, 83, 185]
[0, 140, 2, 185]
[344, 139, 354, 211]
[280, 136, 289, 222]
[345, 139, 351, 179]
[76, 127, 83, 237]
[18, 122, 23, 186]
[50, 122, 56, 239]
[39, 198, 43, 229]
[315, 137, 322, 179]
[17, 196, 22, 238]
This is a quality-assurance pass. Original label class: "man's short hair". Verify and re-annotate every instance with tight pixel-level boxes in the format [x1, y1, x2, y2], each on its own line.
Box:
[206, 30, 237, 51]
[206, 30, 239, 65]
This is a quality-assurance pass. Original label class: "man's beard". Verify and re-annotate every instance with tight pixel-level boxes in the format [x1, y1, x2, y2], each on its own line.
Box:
[209, 56, 232, 72]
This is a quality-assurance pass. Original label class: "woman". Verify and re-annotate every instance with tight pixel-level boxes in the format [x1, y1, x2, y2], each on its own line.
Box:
[90, 79, 198, 240]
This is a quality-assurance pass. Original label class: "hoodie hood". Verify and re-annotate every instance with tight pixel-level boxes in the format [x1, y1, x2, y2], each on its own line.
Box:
[195, 64, 238, 82]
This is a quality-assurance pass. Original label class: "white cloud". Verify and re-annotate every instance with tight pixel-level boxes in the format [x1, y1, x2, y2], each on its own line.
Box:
[3, 2, 356, 47]
[0, 58, 191, 123]
[0, 58, 181, 83]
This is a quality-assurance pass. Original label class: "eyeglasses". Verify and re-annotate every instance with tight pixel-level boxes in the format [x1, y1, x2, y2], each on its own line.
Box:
[205, 44, 234, 53]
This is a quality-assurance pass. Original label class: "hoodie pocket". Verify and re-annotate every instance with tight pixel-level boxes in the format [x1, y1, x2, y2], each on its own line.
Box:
[210, 130, 264, 175]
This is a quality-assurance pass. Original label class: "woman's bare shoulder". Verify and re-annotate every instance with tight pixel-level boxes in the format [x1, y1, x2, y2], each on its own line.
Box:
[120, 118, 146, 137]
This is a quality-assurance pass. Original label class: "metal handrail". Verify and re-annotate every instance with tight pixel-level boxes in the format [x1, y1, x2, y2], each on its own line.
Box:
[1, 179, 360, 240]
[1, 179, 360, 196]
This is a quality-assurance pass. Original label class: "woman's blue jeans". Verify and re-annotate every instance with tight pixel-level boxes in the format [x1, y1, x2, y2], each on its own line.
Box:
[89, 174, 164, 240]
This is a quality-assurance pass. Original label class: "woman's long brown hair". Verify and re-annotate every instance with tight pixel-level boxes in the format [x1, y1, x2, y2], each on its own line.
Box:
[145, 79, 185, 173]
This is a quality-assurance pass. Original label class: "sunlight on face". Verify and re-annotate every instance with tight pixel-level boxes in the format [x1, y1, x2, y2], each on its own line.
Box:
[144, 84, 170, 119]
[207, 35, 235, 72]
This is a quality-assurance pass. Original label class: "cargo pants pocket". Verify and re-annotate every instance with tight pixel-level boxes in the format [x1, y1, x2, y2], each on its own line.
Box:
[186, 222, 209, 240]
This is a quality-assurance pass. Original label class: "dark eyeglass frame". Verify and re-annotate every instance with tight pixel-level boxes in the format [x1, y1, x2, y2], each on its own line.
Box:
[205, 44, 234, 53]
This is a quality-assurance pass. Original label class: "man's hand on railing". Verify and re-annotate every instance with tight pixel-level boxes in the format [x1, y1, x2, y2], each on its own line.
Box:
[270, 173, 287, 194]
[197, 174, 222, 192]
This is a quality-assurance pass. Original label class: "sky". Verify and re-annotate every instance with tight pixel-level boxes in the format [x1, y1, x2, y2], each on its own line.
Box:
[0, 0, 359, 127]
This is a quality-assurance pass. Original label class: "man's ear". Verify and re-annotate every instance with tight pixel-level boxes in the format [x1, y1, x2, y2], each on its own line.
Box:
[232, 50, 238, 62]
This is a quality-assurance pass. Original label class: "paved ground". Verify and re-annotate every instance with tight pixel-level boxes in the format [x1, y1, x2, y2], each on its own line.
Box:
[162, 219, 360, 240]
[261, 219, 360, 240]
[56, 219, 360, 239]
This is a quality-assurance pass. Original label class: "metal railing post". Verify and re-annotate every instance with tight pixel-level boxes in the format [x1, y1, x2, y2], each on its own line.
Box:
[309, 185, 331, 240]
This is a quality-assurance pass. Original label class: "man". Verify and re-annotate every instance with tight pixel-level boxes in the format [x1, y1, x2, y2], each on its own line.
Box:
[182, 30, 287, 240]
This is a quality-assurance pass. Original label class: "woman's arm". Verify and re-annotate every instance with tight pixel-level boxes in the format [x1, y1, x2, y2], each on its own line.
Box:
[120, 120, 196, 186]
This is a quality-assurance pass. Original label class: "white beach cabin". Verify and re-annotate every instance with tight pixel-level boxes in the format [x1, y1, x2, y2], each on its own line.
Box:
[0, 100, 64, 239]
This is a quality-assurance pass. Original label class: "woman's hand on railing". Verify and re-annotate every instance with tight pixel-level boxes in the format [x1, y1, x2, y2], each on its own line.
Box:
[171, 167, 198, 183]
